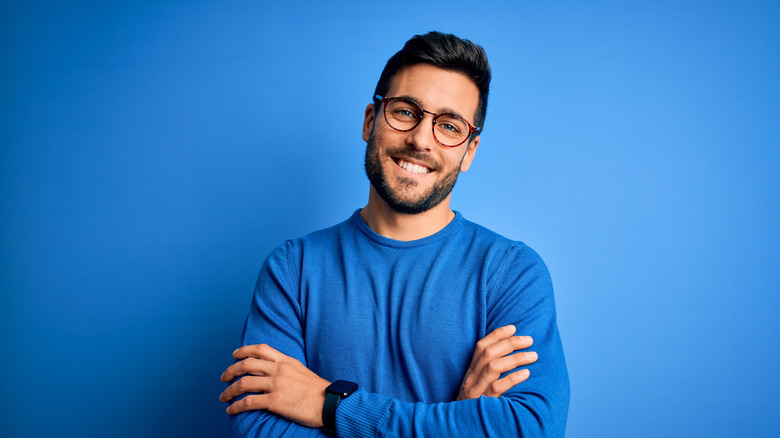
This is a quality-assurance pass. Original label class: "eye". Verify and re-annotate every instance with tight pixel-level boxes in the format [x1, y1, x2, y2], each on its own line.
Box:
[394, 108, 417, 119]
[436, 115, 464, 134]
[386, 99, 422, 122]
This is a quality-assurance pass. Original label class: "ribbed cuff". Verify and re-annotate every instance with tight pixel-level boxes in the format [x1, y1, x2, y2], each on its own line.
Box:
[335, 389, 392, 438]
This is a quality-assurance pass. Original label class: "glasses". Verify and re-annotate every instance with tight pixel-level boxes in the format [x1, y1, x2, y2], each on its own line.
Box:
[375, 95, 480, 147]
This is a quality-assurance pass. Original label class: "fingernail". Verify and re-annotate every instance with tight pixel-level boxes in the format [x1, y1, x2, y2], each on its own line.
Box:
[506, 324, 516, 332]
[232, 349, 238, 355]
[526, 352, 538, 360]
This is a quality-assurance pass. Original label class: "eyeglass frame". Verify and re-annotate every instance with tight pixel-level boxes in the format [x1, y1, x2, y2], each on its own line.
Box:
[374, 95, 481, 148]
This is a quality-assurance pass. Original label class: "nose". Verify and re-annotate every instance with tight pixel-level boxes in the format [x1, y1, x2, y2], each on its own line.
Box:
[404, 112, 436, 152]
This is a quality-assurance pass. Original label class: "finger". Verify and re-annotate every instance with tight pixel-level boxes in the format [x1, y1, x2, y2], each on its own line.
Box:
[464, 324, 517, 380]
[468, 325, 517, 368]
[461, 331, 531, 390]
[471, 351, 538, 395]
[470, 336, 534, 382]
[226, 393, 271, 415]
[219, 376, 271, 403]
[484, 368, 531, 398]
[474, 335, 533, 368]
[221, 357, 276, 382]
[233, 344, 286, 362]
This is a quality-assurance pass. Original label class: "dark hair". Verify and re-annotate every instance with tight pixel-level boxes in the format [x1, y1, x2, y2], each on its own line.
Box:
[373, 31, 491, 132]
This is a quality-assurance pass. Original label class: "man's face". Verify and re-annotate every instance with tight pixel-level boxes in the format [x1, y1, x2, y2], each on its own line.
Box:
[362, 64, 481, 215]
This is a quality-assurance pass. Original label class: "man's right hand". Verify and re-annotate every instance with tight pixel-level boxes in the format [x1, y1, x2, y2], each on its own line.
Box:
[456, 325, 537, 401]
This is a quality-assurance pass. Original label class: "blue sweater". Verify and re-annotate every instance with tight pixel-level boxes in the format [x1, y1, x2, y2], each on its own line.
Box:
[231, 210, 569, 437]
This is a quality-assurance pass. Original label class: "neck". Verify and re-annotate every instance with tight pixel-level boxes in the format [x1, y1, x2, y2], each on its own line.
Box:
[360, 187, 455, 241]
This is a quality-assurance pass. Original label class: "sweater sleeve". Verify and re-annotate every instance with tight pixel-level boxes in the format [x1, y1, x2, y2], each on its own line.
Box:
[333, 243, 570, 438]
[229, 241, 329, 437]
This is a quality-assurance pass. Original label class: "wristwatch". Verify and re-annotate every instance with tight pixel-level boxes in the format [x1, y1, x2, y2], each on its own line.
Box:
[322, 380, 358, 434]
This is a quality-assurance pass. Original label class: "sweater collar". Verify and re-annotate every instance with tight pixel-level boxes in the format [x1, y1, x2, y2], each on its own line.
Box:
[349, 209, 464, 248]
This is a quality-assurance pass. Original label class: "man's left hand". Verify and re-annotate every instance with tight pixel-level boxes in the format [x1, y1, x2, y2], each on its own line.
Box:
[219, 344, 330, 428]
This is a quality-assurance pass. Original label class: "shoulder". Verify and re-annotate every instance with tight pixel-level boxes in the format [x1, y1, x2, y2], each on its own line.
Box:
[292, 210, 362, 254]
[458, 217, 548, 273]
[458, 217, 552, 303]
[262, 211, 361, 271]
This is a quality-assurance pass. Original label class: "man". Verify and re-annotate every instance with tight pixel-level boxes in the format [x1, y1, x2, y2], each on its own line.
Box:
[220, 31, 569, 437]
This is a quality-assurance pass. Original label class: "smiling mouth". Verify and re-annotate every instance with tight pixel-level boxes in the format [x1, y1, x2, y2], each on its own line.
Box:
[394, 158, 432, 175]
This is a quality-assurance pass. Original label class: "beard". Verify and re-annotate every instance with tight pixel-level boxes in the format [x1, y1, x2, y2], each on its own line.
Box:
[364, 133, 464, 215]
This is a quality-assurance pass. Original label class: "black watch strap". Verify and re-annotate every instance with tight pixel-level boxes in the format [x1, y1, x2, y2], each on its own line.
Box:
[322, 380, 358, 434]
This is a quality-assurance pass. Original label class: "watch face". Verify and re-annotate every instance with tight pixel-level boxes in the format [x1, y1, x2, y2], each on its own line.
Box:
[328, 380, 358, 396]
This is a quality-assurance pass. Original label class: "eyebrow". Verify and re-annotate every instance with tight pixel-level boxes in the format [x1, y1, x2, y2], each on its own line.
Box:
[396, 94, 468, 121]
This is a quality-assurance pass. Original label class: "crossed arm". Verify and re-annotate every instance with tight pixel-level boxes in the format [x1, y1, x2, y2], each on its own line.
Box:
[221, 240, 569, 436]
[219, 324, 537, 429]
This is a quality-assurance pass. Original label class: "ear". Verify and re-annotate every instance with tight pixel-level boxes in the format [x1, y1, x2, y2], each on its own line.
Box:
[362, 103, 375, 142]
[459, 136, 480, 172]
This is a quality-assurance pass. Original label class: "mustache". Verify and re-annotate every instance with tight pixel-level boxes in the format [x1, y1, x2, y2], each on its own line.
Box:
[384, 146, 439, 171]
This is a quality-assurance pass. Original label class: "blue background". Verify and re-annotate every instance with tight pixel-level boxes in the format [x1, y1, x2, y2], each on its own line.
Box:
[2, 1, 779, 437]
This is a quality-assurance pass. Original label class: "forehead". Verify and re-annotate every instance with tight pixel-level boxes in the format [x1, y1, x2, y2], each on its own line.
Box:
[386, 63, 480, 120]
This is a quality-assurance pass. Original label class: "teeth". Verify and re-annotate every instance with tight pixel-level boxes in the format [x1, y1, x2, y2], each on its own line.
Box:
[398, 159, 431, 174]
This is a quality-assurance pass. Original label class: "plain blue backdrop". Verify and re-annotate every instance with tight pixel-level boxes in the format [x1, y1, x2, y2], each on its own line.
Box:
[2, 1, 779, 437]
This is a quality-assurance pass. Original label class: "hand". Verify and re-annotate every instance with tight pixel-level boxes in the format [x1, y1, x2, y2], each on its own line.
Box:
[456, 325, 537, 401]
[219, 344, 331, 428]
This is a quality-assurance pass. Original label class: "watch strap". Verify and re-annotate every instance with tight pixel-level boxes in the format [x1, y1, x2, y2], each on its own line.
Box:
[322, 380, 358, 434]
[322, 391, 341, 434]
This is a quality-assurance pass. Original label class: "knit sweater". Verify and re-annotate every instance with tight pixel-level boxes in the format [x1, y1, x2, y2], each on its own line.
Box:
[230, 210, 569, 437]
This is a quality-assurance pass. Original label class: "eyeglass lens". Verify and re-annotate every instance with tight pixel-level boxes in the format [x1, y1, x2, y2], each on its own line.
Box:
[384, 98, 470, 146]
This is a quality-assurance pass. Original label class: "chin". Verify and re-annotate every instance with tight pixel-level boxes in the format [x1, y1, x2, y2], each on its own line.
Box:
[365, 135, 459, 215]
